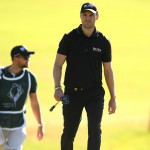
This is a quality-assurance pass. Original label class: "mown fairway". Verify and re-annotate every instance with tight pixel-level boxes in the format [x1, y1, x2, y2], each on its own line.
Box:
[0, 0, 150, 149]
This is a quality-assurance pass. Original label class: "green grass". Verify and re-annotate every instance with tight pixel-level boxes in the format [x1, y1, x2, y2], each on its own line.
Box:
[0, 0, 150, 149]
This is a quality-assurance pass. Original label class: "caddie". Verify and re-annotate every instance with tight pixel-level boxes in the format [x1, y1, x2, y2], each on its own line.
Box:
[0, 45, 44, 150]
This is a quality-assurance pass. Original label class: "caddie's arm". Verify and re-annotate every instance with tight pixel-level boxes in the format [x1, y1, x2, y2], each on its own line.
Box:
[29, 92, 44, 140]
[103, 62, 117, 114]
[53, 53, 67, 101]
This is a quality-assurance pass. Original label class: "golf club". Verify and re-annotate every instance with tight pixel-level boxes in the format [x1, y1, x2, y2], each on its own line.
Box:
[49, 95, 69, 112]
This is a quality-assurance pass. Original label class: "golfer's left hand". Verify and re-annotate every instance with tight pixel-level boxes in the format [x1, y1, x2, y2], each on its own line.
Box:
[108, 98, 117, 114]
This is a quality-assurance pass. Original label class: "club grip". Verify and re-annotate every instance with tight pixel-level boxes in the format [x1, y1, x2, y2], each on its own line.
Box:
[49, 105, 55, 112]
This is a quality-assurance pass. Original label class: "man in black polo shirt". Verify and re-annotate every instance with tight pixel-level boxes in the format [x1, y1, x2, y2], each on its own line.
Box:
[53, 2, 117, 150]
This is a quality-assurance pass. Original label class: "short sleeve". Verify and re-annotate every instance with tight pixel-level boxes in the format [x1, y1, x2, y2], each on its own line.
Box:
[57, 34, 70, 56]
[29, 72, 37, 93]
[101, 38, 112, 62]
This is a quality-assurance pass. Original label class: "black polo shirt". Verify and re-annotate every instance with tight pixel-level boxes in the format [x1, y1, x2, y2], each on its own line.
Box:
[57, 24, 111, 89]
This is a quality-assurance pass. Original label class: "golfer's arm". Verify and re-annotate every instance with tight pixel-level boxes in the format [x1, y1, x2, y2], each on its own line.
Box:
[53, 53, 67, 88]
[29, 92, 43, 125]
[103, 62, 116, 100]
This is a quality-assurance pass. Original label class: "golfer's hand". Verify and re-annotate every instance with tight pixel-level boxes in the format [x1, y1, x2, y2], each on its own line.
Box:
[54, 88, 64, 101]
[37, 126, 44, 141]
[108, 98, 117, 114]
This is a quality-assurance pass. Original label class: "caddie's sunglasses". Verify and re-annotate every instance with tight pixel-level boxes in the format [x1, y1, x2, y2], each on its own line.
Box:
[16, 55, 30, 60]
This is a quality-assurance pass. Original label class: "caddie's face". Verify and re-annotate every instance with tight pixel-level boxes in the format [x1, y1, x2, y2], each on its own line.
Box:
[80, 10, 98, 29]
[15, 55, 30, 68]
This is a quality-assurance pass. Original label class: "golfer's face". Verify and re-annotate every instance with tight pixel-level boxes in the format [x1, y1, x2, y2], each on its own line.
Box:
[80, 10, 98, 29]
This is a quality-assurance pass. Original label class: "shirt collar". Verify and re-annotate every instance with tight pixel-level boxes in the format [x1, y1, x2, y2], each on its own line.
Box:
[77, 24, 98, 38]
[4, 66, 24, 78]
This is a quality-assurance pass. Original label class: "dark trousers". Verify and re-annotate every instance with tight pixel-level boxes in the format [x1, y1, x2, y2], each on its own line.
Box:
[61, 86, 104, 150]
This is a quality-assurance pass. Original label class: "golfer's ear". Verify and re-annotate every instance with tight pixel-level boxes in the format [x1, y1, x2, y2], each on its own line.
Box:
[96, 13, 99, 20]
[80, 13, 82, 19]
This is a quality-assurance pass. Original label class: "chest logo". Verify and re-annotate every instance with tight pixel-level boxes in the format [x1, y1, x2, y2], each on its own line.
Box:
[7, 83, 24, 108]
[93, 47, 101, 53]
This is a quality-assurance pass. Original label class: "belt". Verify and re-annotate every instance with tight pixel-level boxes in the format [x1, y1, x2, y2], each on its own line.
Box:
[66, 87, 88, 91]
[74, 88, 84, 91]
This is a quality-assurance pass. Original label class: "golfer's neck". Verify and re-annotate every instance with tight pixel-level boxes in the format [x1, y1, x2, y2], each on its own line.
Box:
[81, 26, 95, 37]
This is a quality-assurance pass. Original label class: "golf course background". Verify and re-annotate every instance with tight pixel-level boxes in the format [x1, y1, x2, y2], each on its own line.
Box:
[0, 0, 150, 149]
